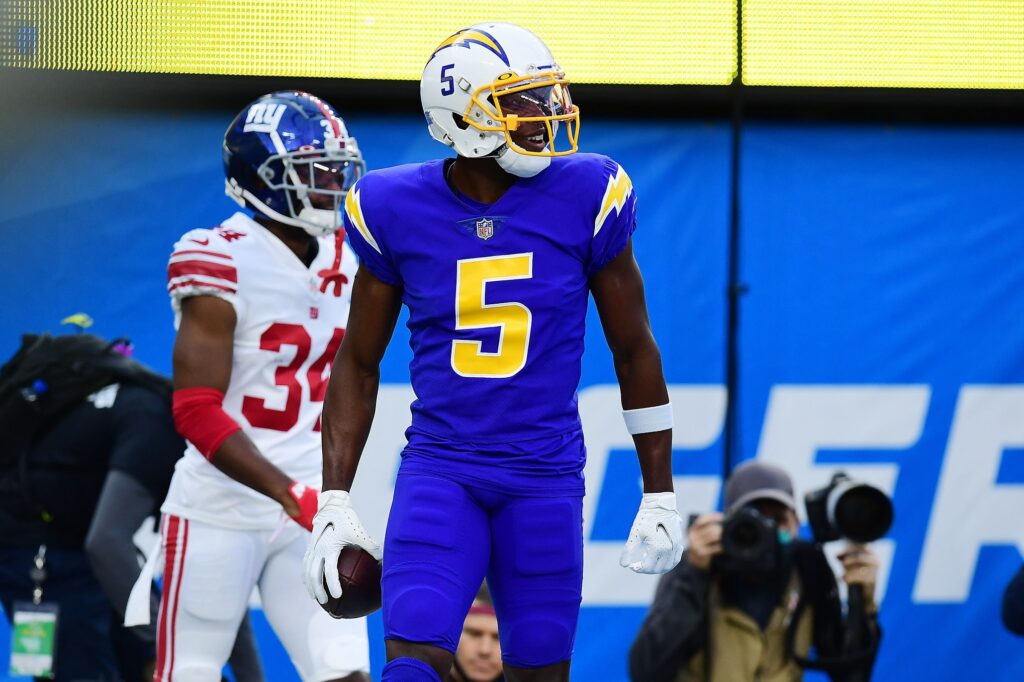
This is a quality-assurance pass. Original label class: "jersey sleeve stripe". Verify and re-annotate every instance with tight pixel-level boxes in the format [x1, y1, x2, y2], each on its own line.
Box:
[167, 260, 238, 283]
[168, 254, 234, 268]
[169, 270, 237, 286]
[168, 280, 237, 295]
[170, 249, 234, 261]
[594, 165, 634, 237]
[344, 187, 381, 254]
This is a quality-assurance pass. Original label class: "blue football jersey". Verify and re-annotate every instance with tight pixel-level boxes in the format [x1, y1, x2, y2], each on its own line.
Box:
[344, 153, 637, 492]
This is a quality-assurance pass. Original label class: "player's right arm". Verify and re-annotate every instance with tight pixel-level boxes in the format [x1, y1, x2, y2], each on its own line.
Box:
[320, 266, 403, 493]
[303, 267, 400, 603]
[304, 178, 401, 604]
[319, 175, 404, 493]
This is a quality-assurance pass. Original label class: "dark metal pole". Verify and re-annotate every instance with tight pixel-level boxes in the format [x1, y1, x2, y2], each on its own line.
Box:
[723, 0, 747, 478]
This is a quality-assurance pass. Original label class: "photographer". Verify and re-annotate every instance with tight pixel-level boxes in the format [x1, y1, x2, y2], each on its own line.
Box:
[629, 461, 881, 682]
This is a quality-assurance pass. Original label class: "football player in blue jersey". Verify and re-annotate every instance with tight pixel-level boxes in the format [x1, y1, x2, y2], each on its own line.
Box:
[304, 22, 685, 682]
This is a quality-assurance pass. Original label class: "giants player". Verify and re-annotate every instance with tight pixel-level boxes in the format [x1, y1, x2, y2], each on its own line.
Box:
[160, 92, 369, 681]
[305, 24, 684, 682]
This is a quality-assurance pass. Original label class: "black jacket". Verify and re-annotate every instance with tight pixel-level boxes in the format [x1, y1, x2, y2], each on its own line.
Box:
[1003, 563, 1024, 635]
[629, 542, 880, 682]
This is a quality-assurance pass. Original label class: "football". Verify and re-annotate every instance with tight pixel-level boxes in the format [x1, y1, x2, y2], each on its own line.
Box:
[320, 546, 382, 619]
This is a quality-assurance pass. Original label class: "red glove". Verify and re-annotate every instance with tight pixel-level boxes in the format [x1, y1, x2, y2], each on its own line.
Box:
[287, 482, 319, 531]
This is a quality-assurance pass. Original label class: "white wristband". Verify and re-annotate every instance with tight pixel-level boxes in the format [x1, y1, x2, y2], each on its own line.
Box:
[318, 489, 352, 511]
[622, 402, 673, 435]
[642, 491, 678, 511]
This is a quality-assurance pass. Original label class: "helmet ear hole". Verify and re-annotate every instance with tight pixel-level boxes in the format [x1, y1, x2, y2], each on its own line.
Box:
[451, 112, 470, 130]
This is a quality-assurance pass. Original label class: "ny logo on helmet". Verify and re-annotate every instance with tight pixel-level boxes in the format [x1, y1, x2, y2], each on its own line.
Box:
[244, 103, 287, 133]
[475, 218, 494, 240]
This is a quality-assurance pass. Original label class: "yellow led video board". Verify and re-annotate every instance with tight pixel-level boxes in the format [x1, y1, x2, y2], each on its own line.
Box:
[743, 0, 1024, 89]
[0, 1, 738, 85]
[3, 1, 1021, 89]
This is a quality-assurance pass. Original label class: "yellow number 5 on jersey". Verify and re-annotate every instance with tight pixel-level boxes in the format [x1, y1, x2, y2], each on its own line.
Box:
[451, 253, 533, 378]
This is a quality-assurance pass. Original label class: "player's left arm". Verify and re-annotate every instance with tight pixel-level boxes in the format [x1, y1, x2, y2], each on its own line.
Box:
[590, 239, 684, 573]
[590, 238, 672, 491]
[173, 296, 313, 525]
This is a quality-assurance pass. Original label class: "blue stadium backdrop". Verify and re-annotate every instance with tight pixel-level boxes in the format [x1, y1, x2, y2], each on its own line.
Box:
[0, 106, 1022, 680]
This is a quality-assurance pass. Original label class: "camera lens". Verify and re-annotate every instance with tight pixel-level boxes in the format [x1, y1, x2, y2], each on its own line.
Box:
[723, 509, 775, 561]
[719, 507, 781, 572]
[732, 518, 761, 550]
[833, 485, 893, 543]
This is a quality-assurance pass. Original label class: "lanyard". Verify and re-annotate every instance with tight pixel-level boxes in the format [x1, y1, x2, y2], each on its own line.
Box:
[30, 544, 47, 605]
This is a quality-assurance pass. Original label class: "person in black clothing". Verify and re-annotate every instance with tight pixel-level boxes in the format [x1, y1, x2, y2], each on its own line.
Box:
[1003, 563, 1024, 635]
[629, 461, 881, 682]
[0, 332, 263, 682]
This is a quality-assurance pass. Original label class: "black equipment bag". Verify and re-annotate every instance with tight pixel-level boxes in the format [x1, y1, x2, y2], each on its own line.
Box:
[0, 333, 171, 474]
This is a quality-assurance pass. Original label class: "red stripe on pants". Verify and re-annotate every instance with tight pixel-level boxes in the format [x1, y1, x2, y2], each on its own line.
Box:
[168, 519, 189, 679]
[155, 516, 180, 681]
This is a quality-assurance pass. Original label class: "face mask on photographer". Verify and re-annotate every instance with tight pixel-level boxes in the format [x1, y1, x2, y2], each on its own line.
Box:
[769, 500, 798, 553]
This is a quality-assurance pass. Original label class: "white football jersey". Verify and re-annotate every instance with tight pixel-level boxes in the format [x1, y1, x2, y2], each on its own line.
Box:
[162, 212, 357, 529]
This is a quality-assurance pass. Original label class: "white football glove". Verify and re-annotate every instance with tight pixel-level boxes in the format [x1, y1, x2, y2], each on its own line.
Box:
[619, 492, 685, 574]
[302, 490, 382, 605]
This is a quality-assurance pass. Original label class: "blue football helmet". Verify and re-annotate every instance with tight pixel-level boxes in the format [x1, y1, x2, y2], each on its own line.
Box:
[223, 91, 365, 236]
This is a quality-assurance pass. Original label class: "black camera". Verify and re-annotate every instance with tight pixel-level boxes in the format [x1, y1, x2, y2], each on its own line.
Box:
[717, 507, 782, 573]
[804, 472, 893, 544]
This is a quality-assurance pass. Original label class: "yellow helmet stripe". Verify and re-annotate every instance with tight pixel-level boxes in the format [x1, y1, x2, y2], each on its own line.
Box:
[344, 188, 380, 254]
[594, 165, 633, 236]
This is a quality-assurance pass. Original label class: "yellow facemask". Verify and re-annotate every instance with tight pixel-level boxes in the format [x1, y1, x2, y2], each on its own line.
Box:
[463, 71, 580, 157]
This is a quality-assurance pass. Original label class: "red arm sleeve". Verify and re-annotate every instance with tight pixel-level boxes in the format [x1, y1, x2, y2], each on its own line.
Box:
[172, 387, 242, 460]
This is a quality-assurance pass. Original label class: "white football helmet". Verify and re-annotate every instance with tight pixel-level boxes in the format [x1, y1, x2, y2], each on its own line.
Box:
[420, 22, 580, 177]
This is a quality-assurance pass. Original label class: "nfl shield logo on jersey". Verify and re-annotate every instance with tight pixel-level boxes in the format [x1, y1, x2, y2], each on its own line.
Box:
[475, 218, 494, 240]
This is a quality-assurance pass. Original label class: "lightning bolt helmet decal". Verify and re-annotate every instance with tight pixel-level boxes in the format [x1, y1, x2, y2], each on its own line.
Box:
[431, 28, 511, 66]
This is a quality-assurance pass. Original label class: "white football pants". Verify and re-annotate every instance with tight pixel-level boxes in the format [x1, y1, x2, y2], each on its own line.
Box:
[154, 514, 369, 681]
